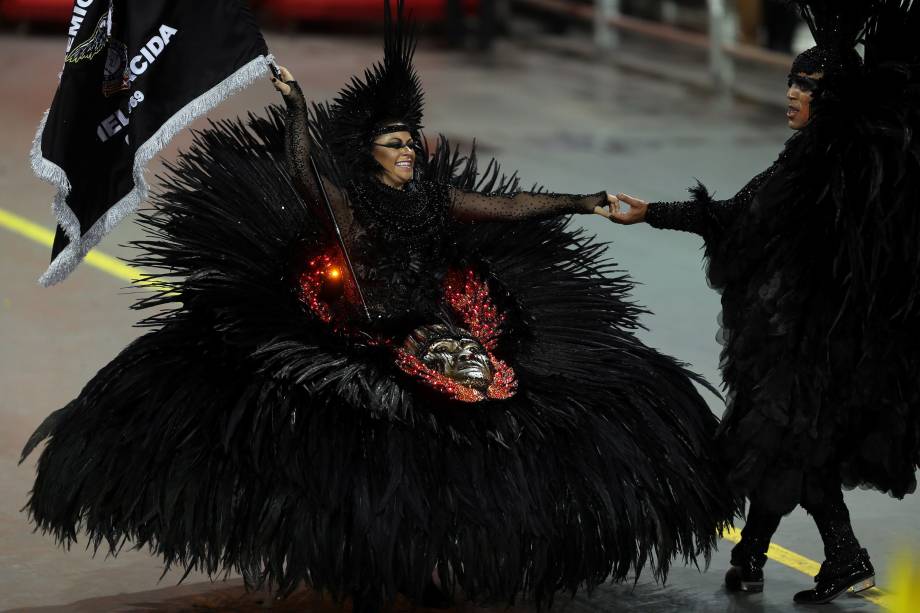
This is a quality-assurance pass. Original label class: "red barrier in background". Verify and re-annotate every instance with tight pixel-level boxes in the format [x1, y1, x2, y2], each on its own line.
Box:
[0, 0, 72, 23]
[0, 0, 479, 25]
[261, 0, 478, 22]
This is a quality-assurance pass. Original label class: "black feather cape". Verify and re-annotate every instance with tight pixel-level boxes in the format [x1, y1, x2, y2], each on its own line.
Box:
[21, 109, 737, 610]
[683, 1, 920, 515]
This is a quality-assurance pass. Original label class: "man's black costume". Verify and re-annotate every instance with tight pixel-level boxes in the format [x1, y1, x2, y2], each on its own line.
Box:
[646, 0, 920, 603]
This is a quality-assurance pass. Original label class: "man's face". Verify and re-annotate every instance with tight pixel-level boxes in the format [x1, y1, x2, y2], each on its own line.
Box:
[786, 72, 822, 130]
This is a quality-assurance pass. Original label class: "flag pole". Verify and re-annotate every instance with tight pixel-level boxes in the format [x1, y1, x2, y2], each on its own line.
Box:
[270, 60, 371, 322]
[308, 155, 372, 322]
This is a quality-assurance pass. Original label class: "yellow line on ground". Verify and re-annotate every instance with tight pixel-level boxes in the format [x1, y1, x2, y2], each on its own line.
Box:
[0, 205, 891, 609]
[886, 552, 920, 613]
[0, 207, 164, 289]
[722, 527, 887, 606]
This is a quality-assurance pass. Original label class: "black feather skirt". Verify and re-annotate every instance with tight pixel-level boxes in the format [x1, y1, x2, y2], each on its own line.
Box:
[21, 110, 737, 609]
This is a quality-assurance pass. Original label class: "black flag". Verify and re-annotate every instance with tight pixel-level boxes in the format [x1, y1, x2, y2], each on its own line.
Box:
[32, 0, 271, 285]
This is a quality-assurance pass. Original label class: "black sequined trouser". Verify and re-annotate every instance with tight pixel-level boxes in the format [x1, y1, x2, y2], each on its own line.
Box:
[731, 481, 863, 569]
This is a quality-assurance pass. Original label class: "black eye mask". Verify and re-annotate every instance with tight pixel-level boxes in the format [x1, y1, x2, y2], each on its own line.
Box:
[787, 73, 822, 93]
[373, 139, 418, 151]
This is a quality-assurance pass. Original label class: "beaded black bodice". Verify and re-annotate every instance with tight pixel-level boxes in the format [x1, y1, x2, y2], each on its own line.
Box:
[347, 178, 452, 327]
[349, 178, 450, 247]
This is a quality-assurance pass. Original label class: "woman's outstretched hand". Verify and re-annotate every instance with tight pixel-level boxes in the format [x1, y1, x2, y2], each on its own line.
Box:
[593, 193, 615, 219]
[271, 65, 294, 96]
[608, 193, 648, 225]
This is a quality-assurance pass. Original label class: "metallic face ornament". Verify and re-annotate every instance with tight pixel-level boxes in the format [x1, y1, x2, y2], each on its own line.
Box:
[402, 324, 494, 392]
[393, 269, 517, 403]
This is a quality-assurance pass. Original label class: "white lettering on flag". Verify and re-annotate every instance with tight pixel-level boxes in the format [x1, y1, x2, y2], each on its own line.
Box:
[97, 90, 147, 143]
[97, 23, 179, 143]
[66, 0, 96, 52]
[159, 24, 177, 44]
[129, 24, 179, 82]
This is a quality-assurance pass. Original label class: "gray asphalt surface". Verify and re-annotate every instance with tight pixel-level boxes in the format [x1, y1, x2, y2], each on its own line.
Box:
[0, 29, 916, 612]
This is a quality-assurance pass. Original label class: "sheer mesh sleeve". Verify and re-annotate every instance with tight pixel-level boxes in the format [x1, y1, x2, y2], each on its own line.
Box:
[449, 187, 605, 222]
[282, 81, 345, 211]
[645, 166, 777, 239]
[282, 82, 318, 195]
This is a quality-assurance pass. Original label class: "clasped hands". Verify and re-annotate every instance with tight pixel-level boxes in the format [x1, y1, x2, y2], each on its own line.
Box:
[594, 193, 648, 225]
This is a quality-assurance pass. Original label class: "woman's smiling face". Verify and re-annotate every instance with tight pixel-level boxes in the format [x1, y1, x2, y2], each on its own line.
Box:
[372, 130, 416, 188]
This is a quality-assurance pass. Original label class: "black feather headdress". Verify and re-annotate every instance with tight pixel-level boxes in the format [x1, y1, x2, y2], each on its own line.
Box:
[310, 0, 424, 180]
[788, 1, 870, 98]
[786, 1, 920, 118]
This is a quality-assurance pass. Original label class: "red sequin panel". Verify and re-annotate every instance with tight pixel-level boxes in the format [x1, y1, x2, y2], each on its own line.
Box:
[486, 356, 517, 400]
[297, 253, 336, 323]
[442, 268, 505, 351]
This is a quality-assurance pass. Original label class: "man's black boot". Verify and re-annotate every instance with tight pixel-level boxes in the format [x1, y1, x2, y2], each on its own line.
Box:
[726, 504, 781, 594]
[794, 501, 875, 605]
[793, 547, 875, 604]
[725, 538, 768, 593]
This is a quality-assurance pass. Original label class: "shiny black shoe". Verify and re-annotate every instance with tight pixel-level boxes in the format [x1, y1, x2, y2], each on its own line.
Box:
[793, 548, 875, 604]
[726, 539, 768, 593]
[725, 560, 765, 593]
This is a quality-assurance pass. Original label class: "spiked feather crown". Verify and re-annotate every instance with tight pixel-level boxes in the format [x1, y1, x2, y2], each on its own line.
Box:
[311, 0, 424, 181]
